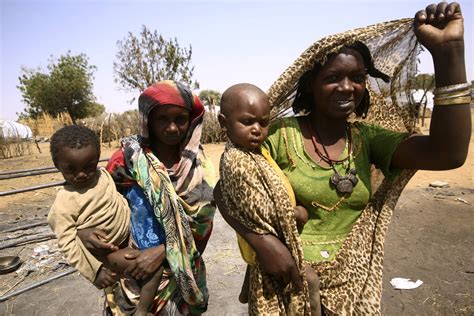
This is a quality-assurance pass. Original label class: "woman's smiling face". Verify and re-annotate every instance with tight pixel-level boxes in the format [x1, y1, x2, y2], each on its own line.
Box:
[309, 49, 367, 120]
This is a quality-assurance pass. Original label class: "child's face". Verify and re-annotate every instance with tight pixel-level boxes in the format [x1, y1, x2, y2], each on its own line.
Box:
[222, 96, 270, 150]
[148, 105, 191, 146]
[55, 145, 99, 189]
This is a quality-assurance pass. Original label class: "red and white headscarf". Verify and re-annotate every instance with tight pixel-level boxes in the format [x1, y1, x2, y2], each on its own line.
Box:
[138, 80, 204, 139]
[137, 80, 206, 195]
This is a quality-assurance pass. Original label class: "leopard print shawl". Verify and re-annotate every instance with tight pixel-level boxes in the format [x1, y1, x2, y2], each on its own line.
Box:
[219, 141, 311, 315]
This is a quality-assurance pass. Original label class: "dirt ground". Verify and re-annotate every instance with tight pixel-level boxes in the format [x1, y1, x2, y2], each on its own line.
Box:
[0, 115, 473, 315]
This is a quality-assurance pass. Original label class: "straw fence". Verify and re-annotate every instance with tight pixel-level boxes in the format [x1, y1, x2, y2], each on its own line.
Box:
[1, 111, 225, 159]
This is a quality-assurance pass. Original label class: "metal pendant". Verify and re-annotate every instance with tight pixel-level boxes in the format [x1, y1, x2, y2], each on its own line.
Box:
[336, 178, 354, 194]
[347, 171, 358, 186]
[331, 172, 340, 186]
[332, 167, 358, 195]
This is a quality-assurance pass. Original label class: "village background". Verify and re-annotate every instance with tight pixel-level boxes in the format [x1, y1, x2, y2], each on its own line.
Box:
[0, 114, 473, 315]
[1, 0, 473, 315]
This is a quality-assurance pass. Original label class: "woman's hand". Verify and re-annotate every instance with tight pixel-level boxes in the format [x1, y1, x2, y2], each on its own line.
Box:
[124, 245, 166, 280]
[414, 2, 464, 56]
[77, 228, 119, 252]
[294, 205, 309, 233]
[214, 183, 302, 291]
[93, 266, 119, 289]
[255, 234, 303, 292]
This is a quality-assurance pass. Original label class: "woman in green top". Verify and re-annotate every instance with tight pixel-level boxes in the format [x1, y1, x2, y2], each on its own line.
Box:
[215, 2, 470, 314]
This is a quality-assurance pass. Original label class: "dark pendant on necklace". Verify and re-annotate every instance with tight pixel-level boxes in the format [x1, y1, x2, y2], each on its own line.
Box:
[347, 169, 358, 187]
[337, 178, 354, 194]
[330, 168, 358, 195]
[330, 172, 340, 186]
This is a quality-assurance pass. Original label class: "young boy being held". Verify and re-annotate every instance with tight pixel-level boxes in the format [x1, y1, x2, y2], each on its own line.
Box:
[218, 83, 320, 315]
[47, 125, 163, 316]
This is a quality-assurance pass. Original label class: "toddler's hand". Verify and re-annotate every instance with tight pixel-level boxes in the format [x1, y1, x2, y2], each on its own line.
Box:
[294, 205, 309, 233]
[93, 266, 118, 289]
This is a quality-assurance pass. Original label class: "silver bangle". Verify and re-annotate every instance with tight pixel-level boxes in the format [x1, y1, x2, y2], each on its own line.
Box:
[434, 90, 471, 100]
[434, 82, 470, 94]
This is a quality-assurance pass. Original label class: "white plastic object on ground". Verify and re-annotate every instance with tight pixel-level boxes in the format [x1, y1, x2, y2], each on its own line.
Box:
[390, 277, 423, 290]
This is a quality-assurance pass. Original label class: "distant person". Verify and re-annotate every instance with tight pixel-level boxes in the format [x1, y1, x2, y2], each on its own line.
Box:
[218, 83, 321, 315]
[47, 125, 163, 316]
[215, 2, 470, 314]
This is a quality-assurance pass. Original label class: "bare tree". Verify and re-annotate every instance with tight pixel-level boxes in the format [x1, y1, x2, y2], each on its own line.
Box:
[114, 25, 199, 93]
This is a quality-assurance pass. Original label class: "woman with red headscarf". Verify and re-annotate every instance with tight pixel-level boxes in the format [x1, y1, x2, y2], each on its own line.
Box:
[80, 80, 216, 315]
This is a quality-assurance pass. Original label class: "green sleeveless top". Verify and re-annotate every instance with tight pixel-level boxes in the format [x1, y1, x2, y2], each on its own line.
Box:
[262, 117, 407, 262]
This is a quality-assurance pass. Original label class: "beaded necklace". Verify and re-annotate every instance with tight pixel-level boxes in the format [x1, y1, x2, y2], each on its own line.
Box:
[305, 117, 358, 195]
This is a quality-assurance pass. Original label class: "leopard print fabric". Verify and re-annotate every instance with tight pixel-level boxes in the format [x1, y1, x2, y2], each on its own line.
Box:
[268, 18, 419, 135]
[219, 141, 311, 315]
[266, 19, 421, 315]
[307, 168, 416, 315]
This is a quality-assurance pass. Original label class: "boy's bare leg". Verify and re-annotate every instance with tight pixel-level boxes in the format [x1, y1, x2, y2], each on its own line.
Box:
[305, 263, 321, 316]
[135, 266, 164, 316]
[239, 265, 251, 304]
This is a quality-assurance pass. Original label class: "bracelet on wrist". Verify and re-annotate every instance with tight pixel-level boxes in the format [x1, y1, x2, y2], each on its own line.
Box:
[434, 95, 471, 106]
[434, 90, 470, 99]
[433, 82, 470, 95]
[433, 82, 472, 106]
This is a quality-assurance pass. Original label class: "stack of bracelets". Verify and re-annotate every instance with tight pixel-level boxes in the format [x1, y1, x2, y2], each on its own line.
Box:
[433, 82, 472, 106]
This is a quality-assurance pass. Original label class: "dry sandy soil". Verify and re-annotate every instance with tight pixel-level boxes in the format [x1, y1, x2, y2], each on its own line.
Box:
[0, 115, 473, 315]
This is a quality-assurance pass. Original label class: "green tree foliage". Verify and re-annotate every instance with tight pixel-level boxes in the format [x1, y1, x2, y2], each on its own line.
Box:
[413, 73, 435, 91]
[199, 90, 221, 114]
[114, 25, 199, 93]
[84, 102, 106, 118]
[413, 73, 435, 127]
[17, 52, 102, 123]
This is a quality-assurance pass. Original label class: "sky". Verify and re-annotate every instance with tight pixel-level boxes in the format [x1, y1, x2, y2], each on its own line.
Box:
[1, 0, 473, 121]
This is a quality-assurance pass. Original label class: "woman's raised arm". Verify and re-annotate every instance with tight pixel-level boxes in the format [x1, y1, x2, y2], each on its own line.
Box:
[391, 2, 471, 170]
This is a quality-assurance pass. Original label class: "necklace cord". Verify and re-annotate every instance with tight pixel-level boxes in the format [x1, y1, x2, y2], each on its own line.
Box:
[305, 117, 352, 172]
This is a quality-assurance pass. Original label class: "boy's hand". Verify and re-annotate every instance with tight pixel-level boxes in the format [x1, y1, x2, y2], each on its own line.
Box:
[77, 228, 119, 252]
[124, 245, 166, 280]
[93, 266, 118, 289]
